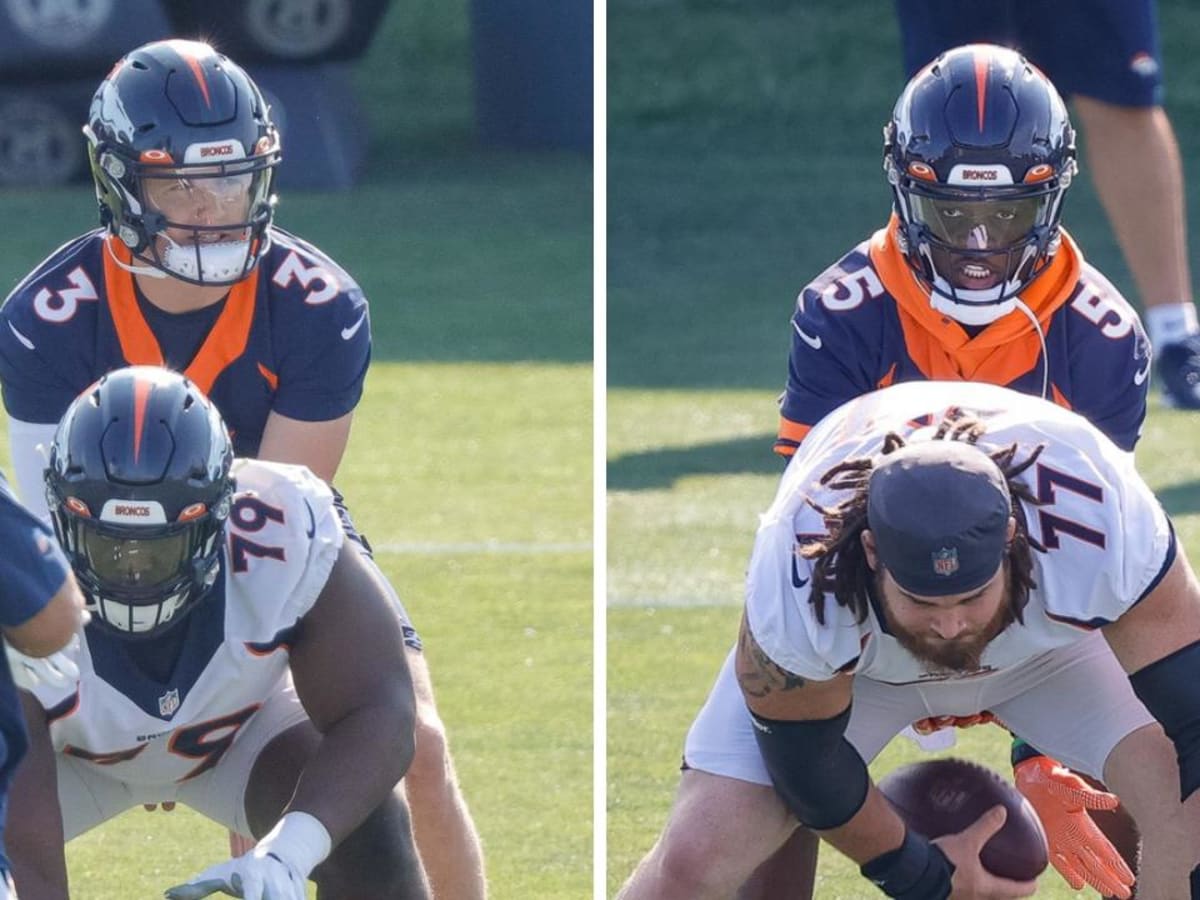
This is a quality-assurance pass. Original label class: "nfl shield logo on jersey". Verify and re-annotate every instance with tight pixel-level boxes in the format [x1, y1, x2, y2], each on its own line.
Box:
[158, 688, 180, 717]
[931, 547, 959, 577]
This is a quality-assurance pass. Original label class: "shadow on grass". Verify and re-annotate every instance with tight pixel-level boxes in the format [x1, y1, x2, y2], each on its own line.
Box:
[608, 433, 781, 490]
[1155, 480, 1200, 518]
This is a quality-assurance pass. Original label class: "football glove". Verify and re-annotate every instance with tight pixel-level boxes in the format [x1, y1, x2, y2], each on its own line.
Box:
[4, 637, 80, 692]
[164, 812, 331, 900]
[1014, 756, 1134, 899]
[162, 852, 304, 900]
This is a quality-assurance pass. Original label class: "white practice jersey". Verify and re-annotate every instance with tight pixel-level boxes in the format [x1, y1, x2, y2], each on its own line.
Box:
[28, 459, 344, 787]
[746, 381, 1173, 686]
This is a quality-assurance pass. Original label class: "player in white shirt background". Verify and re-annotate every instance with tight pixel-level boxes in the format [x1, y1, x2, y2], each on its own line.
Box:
[618, 380, 1200, 900]
[2, 367, 429, 900]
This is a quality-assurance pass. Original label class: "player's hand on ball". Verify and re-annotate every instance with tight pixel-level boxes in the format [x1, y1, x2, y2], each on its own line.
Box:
[4, 636, 80, 691]
[163, 850, 306, 900]
[1014, 756, 1134, 899]
[933, 806, 1039, 898]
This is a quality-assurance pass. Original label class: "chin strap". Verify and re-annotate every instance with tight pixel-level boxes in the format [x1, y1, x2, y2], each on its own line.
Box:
[161, 234, 252, 282]
[105, 236, 169, 279]
[928, 286, 1017, 326]
[1012, 297, 1049, 399]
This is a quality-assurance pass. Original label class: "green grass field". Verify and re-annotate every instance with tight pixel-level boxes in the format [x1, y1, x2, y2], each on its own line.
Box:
[0, 2, 592, 898]
[609, 1, 1200, 897]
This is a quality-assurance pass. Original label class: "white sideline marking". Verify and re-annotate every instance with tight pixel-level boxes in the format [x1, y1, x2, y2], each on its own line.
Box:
[374, 540, 590, 555]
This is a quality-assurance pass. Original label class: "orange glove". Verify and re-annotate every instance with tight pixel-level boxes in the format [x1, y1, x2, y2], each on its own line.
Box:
[1014, 756, 1135, 899]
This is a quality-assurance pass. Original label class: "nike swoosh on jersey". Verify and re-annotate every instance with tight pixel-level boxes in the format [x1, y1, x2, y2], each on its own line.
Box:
[304, 500, 316, 539]
[791, 552, 809, 588]
[340, 311, 368, 341]
[792, 320, 822, 350]
[1133, 360, 1151, 385]
[7, 321, 34, 350]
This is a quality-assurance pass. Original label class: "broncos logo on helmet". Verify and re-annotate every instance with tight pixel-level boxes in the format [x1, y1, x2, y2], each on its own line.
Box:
[45, 367, 235, 639]
[883, 43, 1077, 326]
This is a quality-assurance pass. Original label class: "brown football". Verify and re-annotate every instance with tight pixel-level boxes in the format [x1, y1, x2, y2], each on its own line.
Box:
[877, 757, 1049, 881]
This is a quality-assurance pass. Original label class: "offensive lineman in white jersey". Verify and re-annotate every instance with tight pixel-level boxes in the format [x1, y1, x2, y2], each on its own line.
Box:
[618, 380, 1200, 900]
[3, 367, 430, 900]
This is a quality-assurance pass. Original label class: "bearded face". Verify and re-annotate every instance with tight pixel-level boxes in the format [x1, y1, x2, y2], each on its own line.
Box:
[875, 562, 1016, 673]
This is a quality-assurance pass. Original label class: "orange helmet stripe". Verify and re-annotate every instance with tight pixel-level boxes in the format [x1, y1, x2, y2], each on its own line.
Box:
[974, 51, 989, 133]
[167, 40, 213, 108]
[132, 376, 152, 464]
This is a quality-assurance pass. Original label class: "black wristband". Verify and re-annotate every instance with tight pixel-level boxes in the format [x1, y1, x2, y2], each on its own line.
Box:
[860, 829, 954, 899]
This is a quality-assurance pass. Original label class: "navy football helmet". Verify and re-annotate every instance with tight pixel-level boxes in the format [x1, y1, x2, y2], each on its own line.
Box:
[85, 39, 281, 286]
[883, 44, 1077, 325]
[45, 367, 234, 639]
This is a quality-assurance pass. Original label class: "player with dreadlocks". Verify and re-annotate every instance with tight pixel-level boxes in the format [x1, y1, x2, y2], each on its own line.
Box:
[801, 411, 1041, 632]
[618, 380, 1200, 900]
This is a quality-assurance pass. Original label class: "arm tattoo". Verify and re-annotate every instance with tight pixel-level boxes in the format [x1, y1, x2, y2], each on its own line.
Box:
[736, 616, 806, 699]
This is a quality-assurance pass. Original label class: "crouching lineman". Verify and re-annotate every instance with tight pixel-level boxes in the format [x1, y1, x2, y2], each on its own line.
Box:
[3, 366, 430, 900]
[618, 379, 1200, 899]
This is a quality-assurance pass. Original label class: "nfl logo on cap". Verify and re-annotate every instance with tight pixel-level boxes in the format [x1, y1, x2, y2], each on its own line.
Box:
[932, 547, 959, 577]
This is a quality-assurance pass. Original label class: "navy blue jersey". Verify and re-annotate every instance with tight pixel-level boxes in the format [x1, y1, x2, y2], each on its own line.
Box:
[0, 476, 70, 871]
[0, 228, 370, 458]
[895, 0, 1162, 107]
[777, 220, 1150, 455]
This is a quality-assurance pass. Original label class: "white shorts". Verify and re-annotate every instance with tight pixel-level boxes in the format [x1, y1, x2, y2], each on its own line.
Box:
[57, 679, 310, 841]
[684, 631, 1155, 784]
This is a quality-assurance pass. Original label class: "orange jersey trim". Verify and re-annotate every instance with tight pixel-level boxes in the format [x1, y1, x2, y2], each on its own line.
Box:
[869, 216, 1082, 386]
[1050, 383, 1072, 410]
[257, 362, 279, 392]
[774, 416, 812, 457]
[103, 238, 259, 395]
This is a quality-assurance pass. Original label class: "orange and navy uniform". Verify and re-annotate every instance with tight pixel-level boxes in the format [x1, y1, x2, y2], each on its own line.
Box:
[0, 228, 370, 457]
[775, 216, 1151, 456]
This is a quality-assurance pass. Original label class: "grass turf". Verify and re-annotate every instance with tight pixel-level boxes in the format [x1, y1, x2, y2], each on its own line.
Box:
[608, 1, 1200, 896]
[0, 1, 593, 897]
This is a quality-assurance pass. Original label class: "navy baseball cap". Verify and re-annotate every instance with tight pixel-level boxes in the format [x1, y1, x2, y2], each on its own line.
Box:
[866, 441, 1011, 596]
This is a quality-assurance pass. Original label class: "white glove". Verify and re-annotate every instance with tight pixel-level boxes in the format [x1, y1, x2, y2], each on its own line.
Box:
[164, 812, 331, 900]
[162, 852, 304, 900]
[4, 636, 80, 692]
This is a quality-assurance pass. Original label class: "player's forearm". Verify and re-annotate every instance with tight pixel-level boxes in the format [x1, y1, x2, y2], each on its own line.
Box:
[815, 783, 907, 865]
[7, 698, 69, 899]
[8, 865, 69, 900]
[1127, 789, 1200, 900]
[285, 698, 416, 843]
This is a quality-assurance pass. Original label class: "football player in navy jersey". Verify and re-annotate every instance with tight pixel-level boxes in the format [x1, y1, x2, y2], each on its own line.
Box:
[758, 43, 1150, 900]
[0, 40, 484, 899]
[893, 0, 1200, 412]
[4, 367, 430, 900]
[775, 44, 1151, 460]
[0, 490, 85, 900]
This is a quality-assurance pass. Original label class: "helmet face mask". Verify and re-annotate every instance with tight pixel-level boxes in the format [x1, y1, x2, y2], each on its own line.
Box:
[46, 367, 235, 640]
[884, 44, 1076, 325]
[85, 39, 281, 286]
